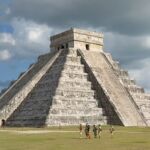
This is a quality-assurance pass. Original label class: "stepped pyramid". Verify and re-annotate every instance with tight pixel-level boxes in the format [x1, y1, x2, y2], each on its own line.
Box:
[0, 28, 150, 127]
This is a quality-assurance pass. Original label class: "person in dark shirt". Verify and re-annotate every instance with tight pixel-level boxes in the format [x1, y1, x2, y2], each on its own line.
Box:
[85, 123, 91, 139]
[93, 125, 98, 138]
[79, 124, 83, 138]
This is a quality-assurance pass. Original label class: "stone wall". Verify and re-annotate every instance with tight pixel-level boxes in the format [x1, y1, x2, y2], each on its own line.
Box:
[50, 28, 103, 52]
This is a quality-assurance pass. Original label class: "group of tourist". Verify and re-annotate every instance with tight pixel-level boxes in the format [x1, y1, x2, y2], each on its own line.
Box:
[79, 123, 115, 139]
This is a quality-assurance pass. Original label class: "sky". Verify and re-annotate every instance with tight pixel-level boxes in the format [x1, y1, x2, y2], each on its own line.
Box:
[0, 0, 150, 92]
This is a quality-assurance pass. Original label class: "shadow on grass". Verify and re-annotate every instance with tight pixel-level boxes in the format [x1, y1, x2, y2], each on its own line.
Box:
[70, 137, 90, 140]
[47, 138, 56, 141]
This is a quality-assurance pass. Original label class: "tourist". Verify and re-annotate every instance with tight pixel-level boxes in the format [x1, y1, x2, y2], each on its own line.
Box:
[79, 124, 83, 138]
[85, 123, 91, 139]
[109, 125, 115, 138]
[98, 124, 102, 139]
[1, 119, 5, 128]
[93, 125, 98, 138]
[85, 123, 88, 138]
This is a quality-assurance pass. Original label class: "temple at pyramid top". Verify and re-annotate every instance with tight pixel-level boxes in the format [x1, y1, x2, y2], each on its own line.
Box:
[50, 28, 104, 52]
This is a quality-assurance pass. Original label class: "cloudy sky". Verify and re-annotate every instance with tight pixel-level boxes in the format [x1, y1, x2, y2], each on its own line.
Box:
[0, 0, 150, 92]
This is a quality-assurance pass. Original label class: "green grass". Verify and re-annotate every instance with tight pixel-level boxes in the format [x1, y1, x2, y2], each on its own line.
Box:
[0, 126, 150, 150]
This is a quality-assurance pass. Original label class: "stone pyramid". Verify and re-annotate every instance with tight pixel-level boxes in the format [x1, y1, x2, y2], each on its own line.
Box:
[0, 28, 150, 127]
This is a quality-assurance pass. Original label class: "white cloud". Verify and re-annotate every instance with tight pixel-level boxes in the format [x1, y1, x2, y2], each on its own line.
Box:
[0, 33, 16, 46]
[143, 36, 150, 49]
[28, 29, 42, 42]
[10, 18, 54, 57]
[128, 57, 150, 92]
[0, 50, 12, 61]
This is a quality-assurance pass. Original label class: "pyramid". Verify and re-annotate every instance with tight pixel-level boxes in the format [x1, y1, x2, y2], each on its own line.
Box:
[0, 28, 150, 127]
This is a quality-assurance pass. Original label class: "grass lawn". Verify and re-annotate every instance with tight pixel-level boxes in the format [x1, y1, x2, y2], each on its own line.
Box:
[0, 126, 150, 150]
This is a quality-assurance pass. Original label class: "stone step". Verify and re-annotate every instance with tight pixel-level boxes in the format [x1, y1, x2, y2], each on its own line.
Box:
[58, 49, 77, 58]
[52, 55, 81, 66]
[52, 100, 98, 108]
[50, 107, 103, 115]
[140, 111, 150, 120]
[47, 114, 107, 119]
[39, 78, 91, 87]
[131, 94, 150, 102]
[119, 76, 134, 81]
[51, 64, 85, 72]
[116, 69, 129, 77]
[53, 96, 97, 102]
[125, 85, 144, 93]
[37, 73, 90, 85]
[46, 115, 108, 126]
[63, 64, 85, 72]
[19, 97, 99, 109]
[7, 115, 46, 124]
[44, 68, 88, 78]
[131, 93, 150, 100]
[28, 89, 95, 99]
[11, 111, 45, 118]
[53, 96, 96, 102]
[6, 110, 107, 127]
[6, 120, 45, 127]
[120, 78, 136, 86]
[65, 56, 81, 63]
[36, 80, 92, 90]
[7, 107, 104, 119]
[38, 52, 54, 62]
[51, 100, 98, 109]
[29, 90, 52, 98]
[20, 97, 52, 103]
[8, 114, 46, 120]
[46, 65, 86, 76]
[57, 80, 92, 89]
[7, 114, 108, 126]
[47, 112, 107, 119]
[31, 88, 94, 100]
[143, 94, 150, 100]
[60, 72, 88, 81]
[55, 89, 95, 98]
[134, 99, 150, 105]
[112, 61, 120, 70]
[61, 70, 87, 75]
[8, 100, 51, 115]
[146, 120, 150, 125]
[13, 109, 48, 116]
[31, 87, 94, 94]
[23, 97, 50, 104]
